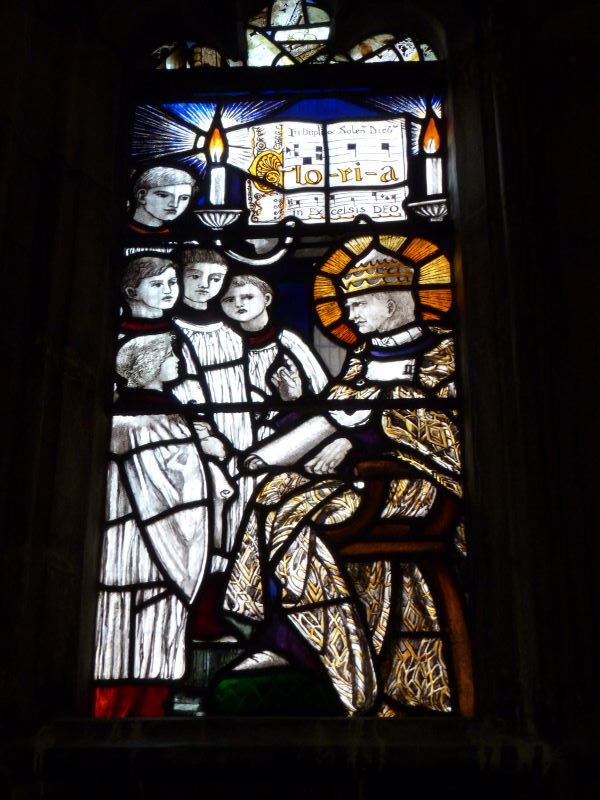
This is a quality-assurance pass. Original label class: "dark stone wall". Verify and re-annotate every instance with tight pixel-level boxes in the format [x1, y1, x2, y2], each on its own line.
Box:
[1, 0, 597, 796]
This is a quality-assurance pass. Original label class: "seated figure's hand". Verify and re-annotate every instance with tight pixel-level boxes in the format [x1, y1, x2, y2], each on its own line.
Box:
[199, 435, 228, 461]
[271, 356, 302, 400]
[305, 437, 352, 475]
[244, 455, 267, 473]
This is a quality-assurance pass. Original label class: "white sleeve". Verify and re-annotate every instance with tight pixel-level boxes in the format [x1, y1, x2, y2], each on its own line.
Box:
[279, 329, 329, 393]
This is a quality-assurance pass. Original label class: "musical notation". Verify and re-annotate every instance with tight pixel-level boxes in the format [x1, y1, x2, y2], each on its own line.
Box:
[246, 118, 410, 224]
[327, 120, 407, 187]
[330, 187, 409, 221]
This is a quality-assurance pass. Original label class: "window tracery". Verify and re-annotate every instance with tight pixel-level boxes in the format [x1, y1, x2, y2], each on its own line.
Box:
[93, 0, 472, 719]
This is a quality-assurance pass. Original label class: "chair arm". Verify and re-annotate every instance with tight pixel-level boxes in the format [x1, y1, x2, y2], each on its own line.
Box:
[320, 459, 460, 547]
[352, 458, 420, 480]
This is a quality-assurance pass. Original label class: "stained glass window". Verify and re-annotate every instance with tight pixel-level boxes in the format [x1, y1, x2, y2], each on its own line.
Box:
[93, 2, 472, 719]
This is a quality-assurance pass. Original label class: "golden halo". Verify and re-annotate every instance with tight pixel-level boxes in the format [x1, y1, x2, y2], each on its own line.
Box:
[313, 234, 453, 344]
[249, 149, 283, 193]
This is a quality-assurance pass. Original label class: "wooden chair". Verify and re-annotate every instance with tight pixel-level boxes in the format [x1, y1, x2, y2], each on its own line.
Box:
[322, 458, 474, 717]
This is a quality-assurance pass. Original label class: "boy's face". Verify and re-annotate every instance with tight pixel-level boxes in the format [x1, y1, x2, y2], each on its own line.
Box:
[158, 346, 179, 383]
[183, 262, 228, 305]
[137, 183, 192, 223]
[221, 283, 271, 324]
[127, 267, 178, 311]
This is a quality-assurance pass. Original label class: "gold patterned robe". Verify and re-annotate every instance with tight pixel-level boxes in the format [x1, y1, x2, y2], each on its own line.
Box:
[224, 325, 462, 715]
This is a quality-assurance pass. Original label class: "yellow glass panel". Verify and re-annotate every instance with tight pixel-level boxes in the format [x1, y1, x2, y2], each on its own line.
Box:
[379, 235, 407, 252]
[316, 301, 342, 325]
[314, 275, 335, 298]
[321, 250, 351, 275]
[419, 288, 452, 312]
[403, 237, 438, 262]
[420, 255, 451, 284]
[331, 323, 357, 344]
[345, 237, 373, 256]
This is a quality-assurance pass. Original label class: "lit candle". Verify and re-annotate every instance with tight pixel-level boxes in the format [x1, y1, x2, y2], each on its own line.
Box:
[208, 127, 226, 206]
[210, 166, 226, 205]
[426, 158, 443, 195]
[423, 117, 442, 196]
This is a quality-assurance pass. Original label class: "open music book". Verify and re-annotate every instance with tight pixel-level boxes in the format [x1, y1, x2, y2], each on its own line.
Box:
[243, 118, 408, 224]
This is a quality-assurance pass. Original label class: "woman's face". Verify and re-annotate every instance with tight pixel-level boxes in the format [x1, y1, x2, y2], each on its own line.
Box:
[130, 268, 179, 311]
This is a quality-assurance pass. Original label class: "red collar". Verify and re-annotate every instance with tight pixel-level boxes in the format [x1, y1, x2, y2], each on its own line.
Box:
[127, 221, 172, 235]
[246, 324, 278, 347]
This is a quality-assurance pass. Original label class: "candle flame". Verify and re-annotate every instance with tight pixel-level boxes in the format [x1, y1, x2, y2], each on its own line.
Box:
[423, 117, 440, 154]
[209, 128, 225, 162]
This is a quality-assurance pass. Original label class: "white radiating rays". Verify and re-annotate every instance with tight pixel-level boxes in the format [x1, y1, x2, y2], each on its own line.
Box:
[162, 102, 218, 130]
[131, 105, 202, 159]
[132, 100, 288, 172]
[369, 95, 429, 119]
[220, 99, 287, 128]
[371, 95, 443, 120]
[410, 122, 422, 156]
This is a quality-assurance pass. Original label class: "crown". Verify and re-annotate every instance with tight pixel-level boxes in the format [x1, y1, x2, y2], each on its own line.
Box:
[340, 248, 414, 294]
